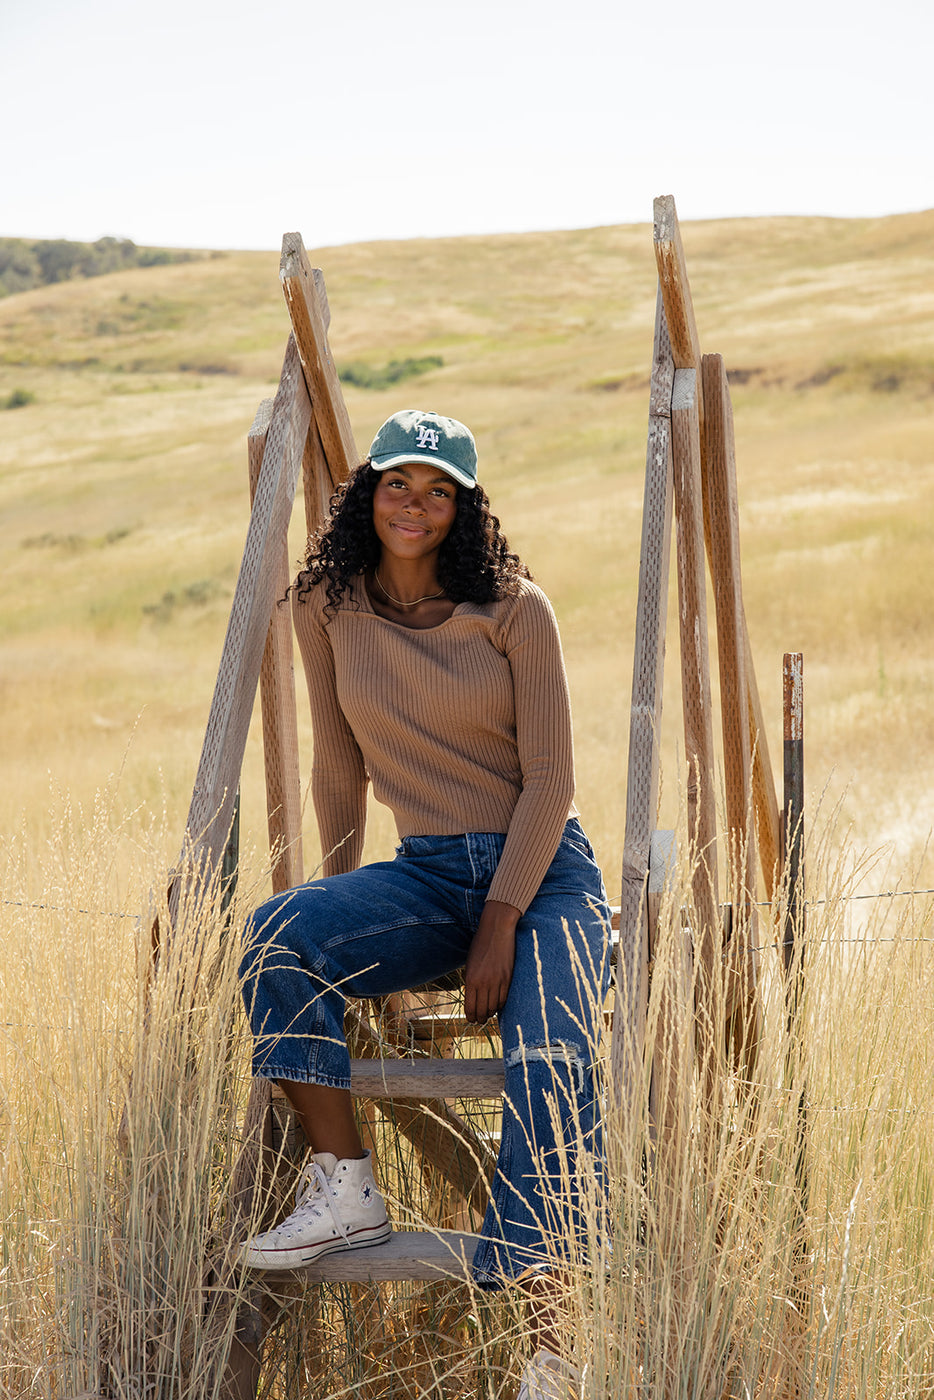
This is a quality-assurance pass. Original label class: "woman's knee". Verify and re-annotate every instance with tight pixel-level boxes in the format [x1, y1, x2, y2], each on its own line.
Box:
[238, 888, 319, 986]
[504, 1036, 595, 1103]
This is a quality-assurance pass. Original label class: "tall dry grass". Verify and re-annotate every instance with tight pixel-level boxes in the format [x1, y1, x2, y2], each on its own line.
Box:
[3, 786, 934, 1398]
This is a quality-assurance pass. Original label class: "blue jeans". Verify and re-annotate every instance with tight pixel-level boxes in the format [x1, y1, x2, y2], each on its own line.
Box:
[239, 817, 611, 1288]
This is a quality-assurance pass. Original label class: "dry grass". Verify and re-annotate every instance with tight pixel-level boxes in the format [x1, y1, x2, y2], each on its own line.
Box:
[3, 210, 934, 1395]
[3, 793, 934, 1397]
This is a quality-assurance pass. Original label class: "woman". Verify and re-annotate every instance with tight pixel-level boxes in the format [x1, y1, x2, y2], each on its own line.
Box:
[239, 409, 610, 1390]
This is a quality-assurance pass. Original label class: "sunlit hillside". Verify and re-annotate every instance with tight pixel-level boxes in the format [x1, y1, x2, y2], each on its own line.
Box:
[3, 211, 934, 1400]
[2, 212, 933, 893]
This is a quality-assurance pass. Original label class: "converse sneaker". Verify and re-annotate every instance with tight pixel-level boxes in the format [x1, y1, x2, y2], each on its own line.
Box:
[240, 1150, 391, 1270]
[516, 1349, 582, 1400]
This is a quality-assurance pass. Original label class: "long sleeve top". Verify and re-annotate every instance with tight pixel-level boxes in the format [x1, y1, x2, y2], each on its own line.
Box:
[292, 573, 577, 914]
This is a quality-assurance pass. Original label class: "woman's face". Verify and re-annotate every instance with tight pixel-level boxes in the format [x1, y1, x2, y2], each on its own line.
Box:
[372, 462, 457, 563]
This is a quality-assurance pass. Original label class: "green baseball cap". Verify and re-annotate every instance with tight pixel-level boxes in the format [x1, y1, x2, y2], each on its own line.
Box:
[368, 409, 478, 490]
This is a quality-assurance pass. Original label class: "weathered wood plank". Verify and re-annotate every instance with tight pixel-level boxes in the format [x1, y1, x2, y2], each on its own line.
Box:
[654, 195, 705, 435]
[612, 286, 674, 1111]
[691, 352, 779, 898]
[670, 367, 720, 952]
[302, 413, 336, 537]
[280, 235, 358, 483]
[649, 284, 676, 416]
[349, 1057, 505, 1098]
[248, 399, 304, 895]
[180, 334, 310, 883]
[312, 268, 331, 331]
[714, 364, 780, 898]
[702, 355, 753, 911]
[700, 353, 763, 1081]
[294, 1230, 479, 1283]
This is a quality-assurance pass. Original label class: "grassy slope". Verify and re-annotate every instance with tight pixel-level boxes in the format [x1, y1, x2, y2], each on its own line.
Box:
[1, 213, 933, 891]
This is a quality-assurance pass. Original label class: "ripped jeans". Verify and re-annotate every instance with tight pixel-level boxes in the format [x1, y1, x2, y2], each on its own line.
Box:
[239, 817, 611, 1288]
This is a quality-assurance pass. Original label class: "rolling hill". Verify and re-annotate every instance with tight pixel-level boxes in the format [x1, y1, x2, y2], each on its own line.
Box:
[2, 211, 933, 892]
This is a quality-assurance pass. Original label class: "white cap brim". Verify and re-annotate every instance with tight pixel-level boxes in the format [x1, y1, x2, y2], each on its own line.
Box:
[370, 452, 477, 489]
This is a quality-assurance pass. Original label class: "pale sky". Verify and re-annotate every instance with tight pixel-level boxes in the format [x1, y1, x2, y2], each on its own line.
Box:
[2, 0, 931, 252]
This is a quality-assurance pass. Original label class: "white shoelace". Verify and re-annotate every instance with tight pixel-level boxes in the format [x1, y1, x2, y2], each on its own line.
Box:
[282, 1161, 351, 1245]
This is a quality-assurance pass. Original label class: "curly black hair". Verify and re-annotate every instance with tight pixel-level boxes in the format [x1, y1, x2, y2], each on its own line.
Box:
[293, 461, 531, 613]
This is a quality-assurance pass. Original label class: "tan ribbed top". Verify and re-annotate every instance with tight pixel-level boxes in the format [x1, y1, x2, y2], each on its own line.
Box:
[292, 573, 576, 913]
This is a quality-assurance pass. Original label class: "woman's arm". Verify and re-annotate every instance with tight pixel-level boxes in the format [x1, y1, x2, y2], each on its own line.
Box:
[292, 589, 368, 875]
[464, 584, 575, 1020]
[485, 584, 575, 913]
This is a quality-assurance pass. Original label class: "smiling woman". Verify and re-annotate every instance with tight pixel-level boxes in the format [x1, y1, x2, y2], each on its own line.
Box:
[237, 409, 612, 1395]
[370, 460, 458, 619]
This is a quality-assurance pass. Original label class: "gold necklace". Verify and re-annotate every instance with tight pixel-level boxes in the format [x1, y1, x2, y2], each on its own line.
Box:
[375, 567, 446, 608]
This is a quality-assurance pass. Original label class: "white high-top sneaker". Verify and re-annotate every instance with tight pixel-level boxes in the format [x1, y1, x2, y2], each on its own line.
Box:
[241, 1150, 391, 1270]
[516, 1349, 582, 1400]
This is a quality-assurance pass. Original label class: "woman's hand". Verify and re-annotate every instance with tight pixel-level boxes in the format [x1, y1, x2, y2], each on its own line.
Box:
[464, 900, 521, 1024]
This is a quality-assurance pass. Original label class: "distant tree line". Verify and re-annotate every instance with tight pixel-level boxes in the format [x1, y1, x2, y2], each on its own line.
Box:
[0, 236, 210, 298]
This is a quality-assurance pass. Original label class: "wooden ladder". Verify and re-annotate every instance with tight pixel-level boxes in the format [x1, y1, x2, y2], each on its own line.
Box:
[151, 207, 788, 1395]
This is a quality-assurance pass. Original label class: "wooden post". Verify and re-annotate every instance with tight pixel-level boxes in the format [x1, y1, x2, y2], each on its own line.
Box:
[670, 366, 720, 969]
[655, 197, 780, 903]
[783, 654, 805, 991]
[612, 286, 674, 1122]
[701, 355, 752, 907]
[702, 354, 761, 1078]
[783, 652, 809, 1324]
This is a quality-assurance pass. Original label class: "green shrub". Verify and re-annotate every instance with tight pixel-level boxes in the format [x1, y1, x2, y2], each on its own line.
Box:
[339, 354, 443, 391]
[3, 388, 35, 409]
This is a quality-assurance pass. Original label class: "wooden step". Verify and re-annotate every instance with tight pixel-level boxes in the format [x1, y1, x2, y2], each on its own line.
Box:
[296, 1229, 478, 1282]
[349, 1057, 504, 1098]
[406, 1013, 498, 1045]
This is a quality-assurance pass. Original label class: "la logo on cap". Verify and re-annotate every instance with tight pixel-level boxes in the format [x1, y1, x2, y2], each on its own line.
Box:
[415, 424, 440, 451]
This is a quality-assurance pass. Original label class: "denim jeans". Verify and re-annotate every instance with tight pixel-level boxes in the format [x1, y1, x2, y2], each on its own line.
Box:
[239, 817, 611, 1288]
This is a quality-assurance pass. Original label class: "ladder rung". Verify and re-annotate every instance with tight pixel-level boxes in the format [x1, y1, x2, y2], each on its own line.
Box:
[406, 1014, 496, 1043]
[297, 1229, 477, 1282]
[350, 1057, 504, 1098]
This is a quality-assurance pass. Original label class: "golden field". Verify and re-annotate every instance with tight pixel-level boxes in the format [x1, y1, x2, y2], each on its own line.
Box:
[2, 211, 934, 1398]
[2, 211, 934, 886]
